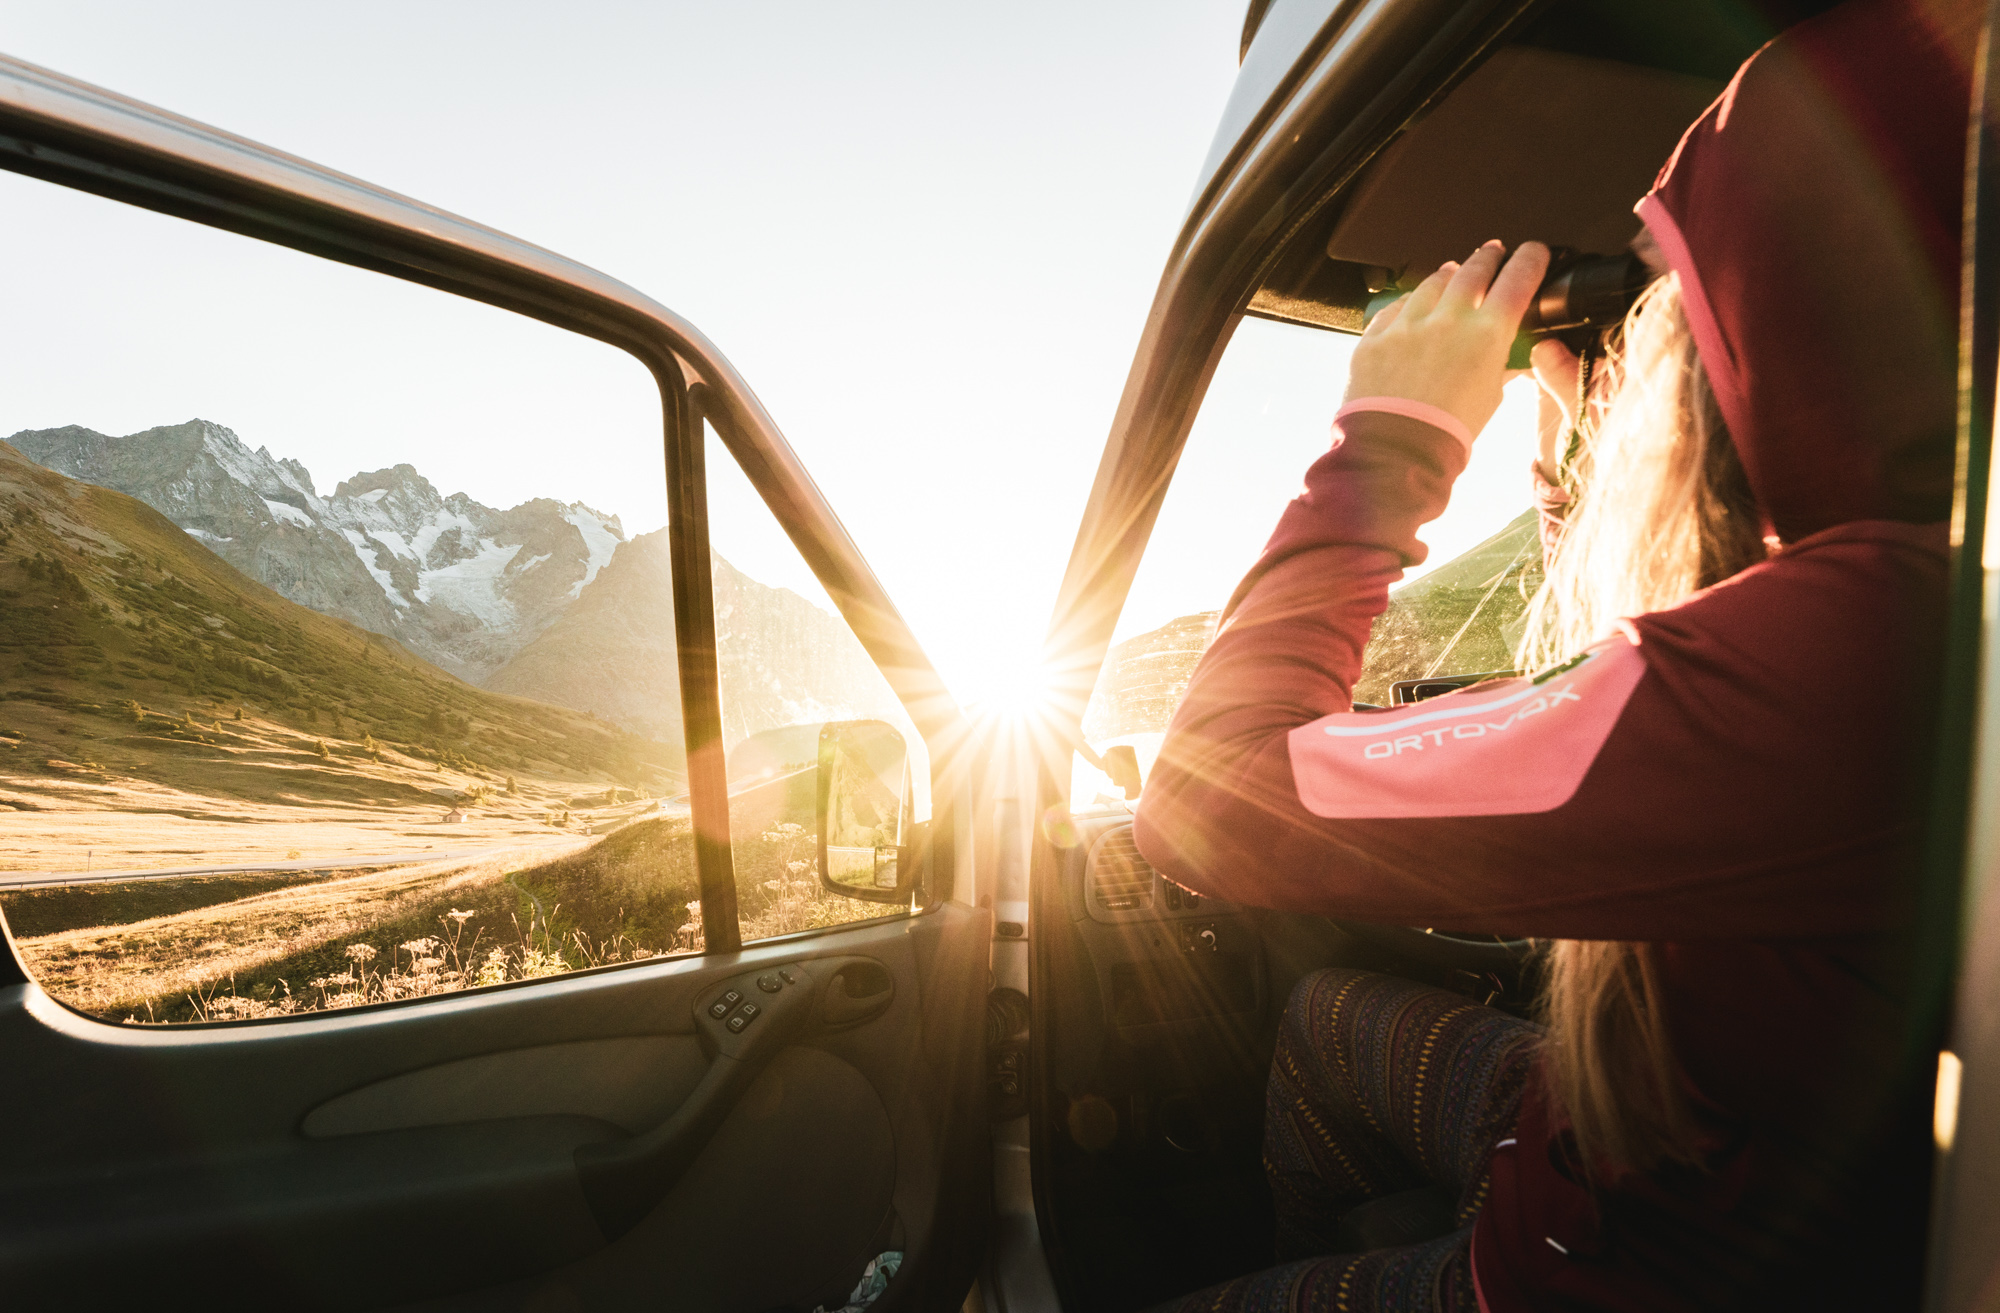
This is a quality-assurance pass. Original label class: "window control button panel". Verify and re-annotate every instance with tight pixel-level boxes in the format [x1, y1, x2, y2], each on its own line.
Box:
[698, 963, 812, 1051]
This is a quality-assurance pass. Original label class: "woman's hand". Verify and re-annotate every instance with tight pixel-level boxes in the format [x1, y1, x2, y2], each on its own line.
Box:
[1346, 240, 1550, 440]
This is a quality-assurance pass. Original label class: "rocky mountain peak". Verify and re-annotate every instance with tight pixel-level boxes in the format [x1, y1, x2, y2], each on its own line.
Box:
[182, 419, 328, 514]
[333, 463, 434, 501]
[277, 455, 315, 491]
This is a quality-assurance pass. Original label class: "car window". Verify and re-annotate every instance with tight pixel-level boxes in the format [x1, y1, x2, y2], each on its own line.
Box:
[1073, 315, 1544, 809]
[0, 175, 726, 1022]
[706, 428, 930, 943]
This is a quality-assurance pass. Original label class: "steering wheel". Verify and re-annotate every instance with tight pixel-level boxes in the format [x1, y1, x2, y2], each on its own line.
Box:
[1332, 920, 1532, 976]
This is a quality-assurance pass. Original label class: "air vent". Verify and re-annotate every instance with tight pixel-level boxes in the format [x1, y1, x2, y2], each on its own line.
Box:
[1090, 828, 1156, 912]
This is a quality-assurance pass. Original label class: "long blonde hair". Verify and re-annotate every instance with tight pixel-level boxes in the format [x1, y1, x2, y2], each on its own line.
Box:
[1517, 273, 1764, 671]
[1517, 273, 1764, 1175]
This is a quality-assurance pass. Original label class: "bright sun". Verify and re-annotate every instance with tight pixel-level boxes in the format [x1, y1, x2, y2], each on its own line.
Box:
[964, 655, 1062, 722]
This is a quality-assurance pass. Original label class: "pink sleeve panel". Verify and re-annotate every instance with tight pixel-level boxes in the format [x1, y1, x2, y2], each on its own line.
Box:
[1289, 641, 1646, 819]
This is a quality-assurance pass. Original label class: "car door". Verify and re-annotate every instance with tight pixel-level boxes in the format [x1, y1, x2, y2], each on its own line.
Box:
[0, 54, 992, 1312]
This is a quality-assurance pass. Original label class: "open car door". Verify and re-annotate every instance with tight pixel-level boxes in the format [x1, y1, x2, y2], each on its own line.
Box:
[0, 56, 992, 1312]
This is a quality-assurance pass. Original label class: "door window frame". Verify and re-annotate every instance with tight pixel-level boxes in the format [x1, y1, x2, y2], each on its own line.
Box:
[0, 53, 966, 988]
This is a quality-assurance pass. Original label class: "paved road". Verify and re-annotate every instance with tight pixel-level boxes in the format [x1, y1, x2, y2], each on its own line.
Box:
[0, 837, 591, 892]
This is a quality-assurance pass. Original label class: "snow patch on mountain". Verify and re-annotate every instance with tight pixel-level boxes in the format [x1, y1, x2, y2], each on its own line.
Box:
[413, 537, 522, 628]
[562, 506, 621, 597]
[263, 497, 311, 527]
[407, 509, 480, 564]
[340, 528, 407, 607]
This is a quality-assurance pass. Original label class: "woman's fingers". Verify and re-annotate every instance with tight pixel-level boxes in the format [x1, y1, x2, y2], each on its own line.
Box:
[1342, 240, 1556, 443]
[1363, 295, 1406, 337]
[1441, 240, 1506, 310]
[1485, 241, 1551, 324]
[1401, 261, 1459, 319]
[1417, 240, 1546, 324]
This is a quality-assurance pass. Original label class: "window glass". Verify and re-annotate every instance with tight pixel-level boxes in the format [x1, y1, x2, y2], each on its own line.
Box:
[705, 428, 929, 943]
[1074, 316, 1543, 809]
[0, 173, 703, 1022]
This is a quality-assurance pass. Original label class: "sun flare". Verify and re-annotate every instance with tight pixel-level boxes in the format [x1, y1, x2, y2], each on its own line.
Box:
[969, 657, 1063, 722]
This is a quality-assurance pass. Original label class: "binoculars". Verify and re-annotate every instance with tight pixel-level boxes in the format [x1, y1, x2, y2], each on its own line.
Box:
[1362, 248, 1653, 364]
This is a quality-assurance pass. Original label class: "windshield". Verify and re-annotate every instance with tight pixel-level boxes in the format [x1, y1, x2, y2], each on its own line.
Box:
[1074, 316, 1544, 810]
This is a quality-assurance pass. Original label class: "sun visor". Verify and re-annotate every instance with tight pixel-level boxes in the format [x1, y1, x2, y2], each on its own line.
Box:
[1323, 47, 1721, 284]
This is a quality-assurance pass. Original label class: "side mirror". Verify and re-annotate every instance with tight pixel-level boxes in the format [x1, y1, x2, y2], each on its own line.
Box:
[817, 720, 915, 904]
[1100, 745, 1143, 800]
[1075, 740, 1144, 801]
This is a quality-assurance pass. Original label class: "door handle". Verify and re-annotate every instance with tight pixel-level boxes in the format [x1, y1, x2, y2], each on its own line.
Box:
[819, 960, 894, 1026]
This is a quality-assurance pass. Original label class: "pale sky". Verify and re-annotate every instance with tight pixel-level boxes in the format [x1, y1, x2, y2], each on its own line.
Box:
[0, 2, 1534, 709]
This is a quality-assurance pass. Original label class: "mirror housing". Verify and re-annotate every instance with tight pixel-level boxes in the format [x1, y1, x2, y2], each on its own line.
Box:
[1100, 744, 1143, 800]
[817, 719, 915, 904]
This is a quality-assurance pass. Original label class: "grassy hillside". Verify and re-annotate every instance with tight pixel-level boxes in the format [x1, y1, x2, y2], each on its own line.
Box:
[1083, 611, 1219, 742]
[1082, 510, 1544, 731]
[0, 440, 684, 872]
[1352, 509, 1542, 706]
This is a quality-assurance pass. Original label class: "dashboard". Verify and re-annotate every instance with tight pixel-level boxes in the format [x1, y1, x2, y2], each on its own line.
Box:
[1059, 811, 1264, 1050]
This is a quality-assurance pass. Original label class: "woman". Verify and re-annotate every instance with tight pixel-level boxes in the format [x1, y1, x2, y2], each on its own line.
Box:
[1134, 2, 1975, 1309]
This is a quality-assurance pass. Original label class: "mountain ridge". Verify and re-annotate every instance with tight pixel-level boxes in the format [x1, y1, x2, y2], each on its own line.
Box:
[14, 419, 907, 752]
[1083, 508, 1542, 736]
[11, 420, 622, 683]
[0, 437, 678, 790]
[485, 530, 904, 748]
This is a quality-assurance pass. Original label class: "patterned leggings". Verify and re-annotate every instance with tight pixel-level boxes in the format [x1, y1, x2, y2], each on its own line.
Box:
[1158, 968, 1540, 1313]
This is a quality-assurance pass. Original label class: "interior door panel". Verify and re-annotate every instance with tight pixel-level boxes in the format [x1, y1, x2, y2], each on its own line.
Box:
[0, 901, 991, 1311]
[301, 1036, 711, 1139]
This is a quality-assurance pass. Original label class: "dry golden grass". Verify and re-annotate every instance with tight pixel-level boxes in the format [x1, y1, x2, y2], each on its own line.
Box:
[13, 818, 901, 1026]
[732, 822, 889, 943]
[14, 842, 584, 1018]
[0, 695, 664, 874]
